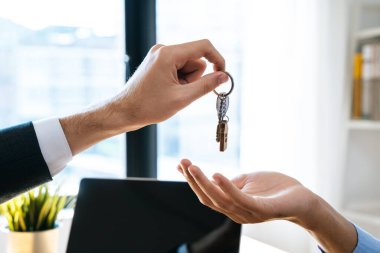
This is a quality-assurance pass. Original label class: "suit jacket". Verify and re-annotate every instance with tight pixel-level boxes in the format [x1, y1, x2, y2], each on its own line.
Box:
[0, 122, 52, 204]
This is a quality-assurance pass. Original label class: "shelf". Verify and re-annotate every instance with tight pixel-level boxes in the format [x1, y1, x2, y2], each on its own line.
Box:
[348, 120, 380, 130]
[342, 202, 380, 237]
[356, 27, 380, 40]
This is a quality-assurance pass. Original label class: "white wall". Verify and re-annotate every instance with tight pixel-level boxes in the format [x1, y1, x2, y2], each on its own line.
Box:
[239, 0, 349, 252]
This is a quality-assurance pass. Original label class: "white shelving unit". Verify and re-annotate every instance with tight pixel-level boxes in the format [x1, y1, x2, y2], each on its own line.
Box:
[348, 120, 380, 130]
[356, 27, 380, 40]
[342, 1, 380, 238]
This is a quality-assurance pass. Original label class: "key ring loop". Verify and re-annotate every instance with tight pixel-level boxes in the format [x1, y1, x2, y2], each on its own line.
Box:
[213, 71, 234, 97]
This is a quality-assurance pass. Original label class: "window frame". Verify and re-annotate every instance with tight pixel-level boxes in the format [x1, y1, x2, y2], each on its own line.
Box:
[124, 0, 157, 178]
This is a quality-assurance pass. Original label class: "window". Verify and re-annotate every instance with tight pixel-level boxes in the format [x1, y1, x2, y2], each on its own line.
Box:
[0, 0, 125, 194]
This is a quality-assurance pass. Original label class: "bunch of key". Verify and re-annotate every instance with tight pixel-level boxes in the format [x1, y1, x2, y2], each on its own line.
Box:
[215, 71, 234, 152]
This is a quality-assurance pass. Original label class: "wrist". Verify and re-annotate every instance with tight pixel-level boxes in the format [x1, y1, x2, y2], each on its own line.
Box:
[293, 193, 357, 253]
[292, 192, 326, 231]
[59, 103, 128, 155]
[105, 98, 144, 133]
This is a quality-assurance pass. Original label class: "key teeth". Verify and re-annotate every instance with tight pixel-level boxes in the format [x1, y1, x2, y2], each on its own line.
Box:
[218, 120, 228, 152]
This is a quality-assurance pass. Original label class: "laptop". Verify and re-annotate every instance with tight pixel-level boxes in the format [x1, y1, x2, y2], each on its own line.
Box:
[66, 178, 242, 253]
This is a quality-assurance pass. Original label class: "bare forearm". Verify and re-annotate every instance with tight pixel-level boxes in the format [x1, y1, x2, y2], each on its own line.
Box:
[59, 102, 133, 155]
[295, 194, 357, 253]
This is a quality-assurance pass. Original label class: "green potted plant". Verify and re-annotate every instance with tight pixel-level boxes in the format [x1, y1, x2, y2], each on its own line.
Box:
[0, 184, 73, 253]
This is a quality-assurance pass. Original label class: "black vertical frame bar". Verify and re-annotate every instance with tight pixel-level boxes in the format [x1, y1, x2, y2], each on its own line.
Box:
[125, 0, 157, 178]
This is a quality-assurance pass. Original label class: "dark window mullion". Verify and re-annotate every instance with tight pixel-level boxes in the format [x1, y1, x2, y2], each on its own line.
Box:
[124, 0, 157, 178]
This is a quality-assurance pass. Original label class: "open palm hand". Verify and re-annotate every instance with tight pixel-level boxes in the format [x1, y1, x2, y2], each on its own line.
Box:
[178, 159, 317, 225]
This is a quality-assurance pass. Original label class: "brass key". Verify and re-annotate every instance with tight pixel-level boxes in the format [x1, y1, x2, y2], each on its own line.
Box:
[213, 71, 234, 152]
[217, 120, 228, 152]
[216, 123, 221, 142]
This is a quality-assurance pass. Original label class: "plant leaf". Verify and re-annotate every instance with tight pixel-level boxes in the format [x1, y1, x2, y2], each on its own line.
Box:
[46, 206, 56, 229]
[5, 213, 14, 231]
[36, 197, 52, 230]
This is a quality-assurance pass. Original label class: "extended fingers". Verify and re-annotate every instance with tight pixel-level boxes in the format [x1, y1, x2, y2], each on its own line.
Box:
[186, 166, 255, 223]
[230, 174, 249, 189]
[178, 162, 259, 224]
[213, 173, 257, 212]
[179, 161, 236, 214]
[178, 160, 215, 208]
[187, 166, 232, 210]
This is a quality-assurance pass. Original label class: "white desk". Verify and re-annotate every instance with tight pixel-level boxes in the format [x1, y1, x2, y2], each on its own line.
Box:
[240, 235, 287, 253]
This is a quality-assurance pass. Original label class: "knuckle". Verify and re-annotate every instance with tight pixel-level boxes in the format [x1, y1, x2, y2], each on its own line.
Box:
[147, 46, 173, 67]
[201, 38, 211, 45]
[221, 57, 226, 66]
[150, 44, 164, 53]
[156, 45, 170, 57]
[154, 46, 173, 64]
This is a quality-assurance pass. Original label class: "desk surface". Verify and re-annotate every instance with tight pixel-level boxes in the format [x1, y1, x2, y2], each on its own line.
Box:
[0, 233, 287, 253]
[240, 235, 287, 253]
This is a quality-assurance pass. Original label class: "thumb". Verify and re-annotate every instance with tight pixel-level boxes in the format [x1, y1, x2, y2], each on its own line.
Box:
[185, 71, 229, 101]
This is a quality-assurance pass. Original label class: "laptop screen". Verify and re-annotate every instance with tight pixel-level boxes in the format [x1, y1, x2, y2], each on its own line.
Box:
[67, 178, 241, 253]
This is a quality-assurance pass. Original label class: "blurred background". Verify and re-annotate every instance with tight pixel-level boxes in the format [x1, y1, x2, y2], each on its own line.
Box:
[1, 0, 380, 252]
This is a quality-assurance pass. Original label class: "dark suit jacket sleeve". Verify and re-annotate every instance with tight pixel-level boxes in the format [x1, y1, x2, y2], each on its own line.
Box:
[0, 122, 52, 204]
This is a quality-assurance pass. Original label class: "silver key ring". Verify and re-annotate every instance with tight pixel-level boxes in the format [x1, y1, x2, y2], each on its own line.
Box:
[213, 71, 234, 97]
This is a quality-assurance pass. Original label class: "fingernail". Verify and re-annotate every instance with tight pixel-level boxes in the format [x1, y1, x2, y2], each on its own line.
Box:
[218, 72, 229, 84]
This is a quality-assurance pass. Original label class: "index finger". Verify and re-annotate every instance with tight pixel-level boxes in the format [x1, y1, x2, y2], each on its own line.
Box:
[187, 165, 233, 210]
[178, 160, 214, 207]
[171, 39, 225, 71]
[213, 173, 259, 212]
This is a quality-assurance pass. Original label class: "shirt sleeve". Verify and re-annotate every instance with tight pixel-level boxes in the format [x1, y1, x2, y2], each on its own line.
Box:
[32, 118, 72, 177]
[353, 225, 380, 253]
[318, 225, 380, 253]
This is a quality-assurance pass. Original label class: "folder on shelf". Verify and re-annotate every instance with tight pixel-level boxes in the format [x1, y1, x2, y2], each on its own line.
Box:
[352, 53, 362, 119]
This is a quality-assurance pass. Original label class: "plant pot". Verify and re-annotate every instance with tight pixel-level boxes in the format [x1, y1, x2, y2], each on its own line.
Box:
[1, 226, 60, 253]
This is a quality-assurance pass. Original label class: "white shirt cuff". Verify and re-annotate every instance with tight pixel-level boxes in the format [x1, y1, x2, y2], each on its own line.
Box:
[32, 118, 73, 177]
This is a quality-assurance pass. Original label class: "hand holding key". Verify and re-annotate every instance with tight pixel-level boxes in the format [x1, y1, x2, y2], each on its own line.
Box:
[115, 40, 229, 132]
[60, 39, 229, 155]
